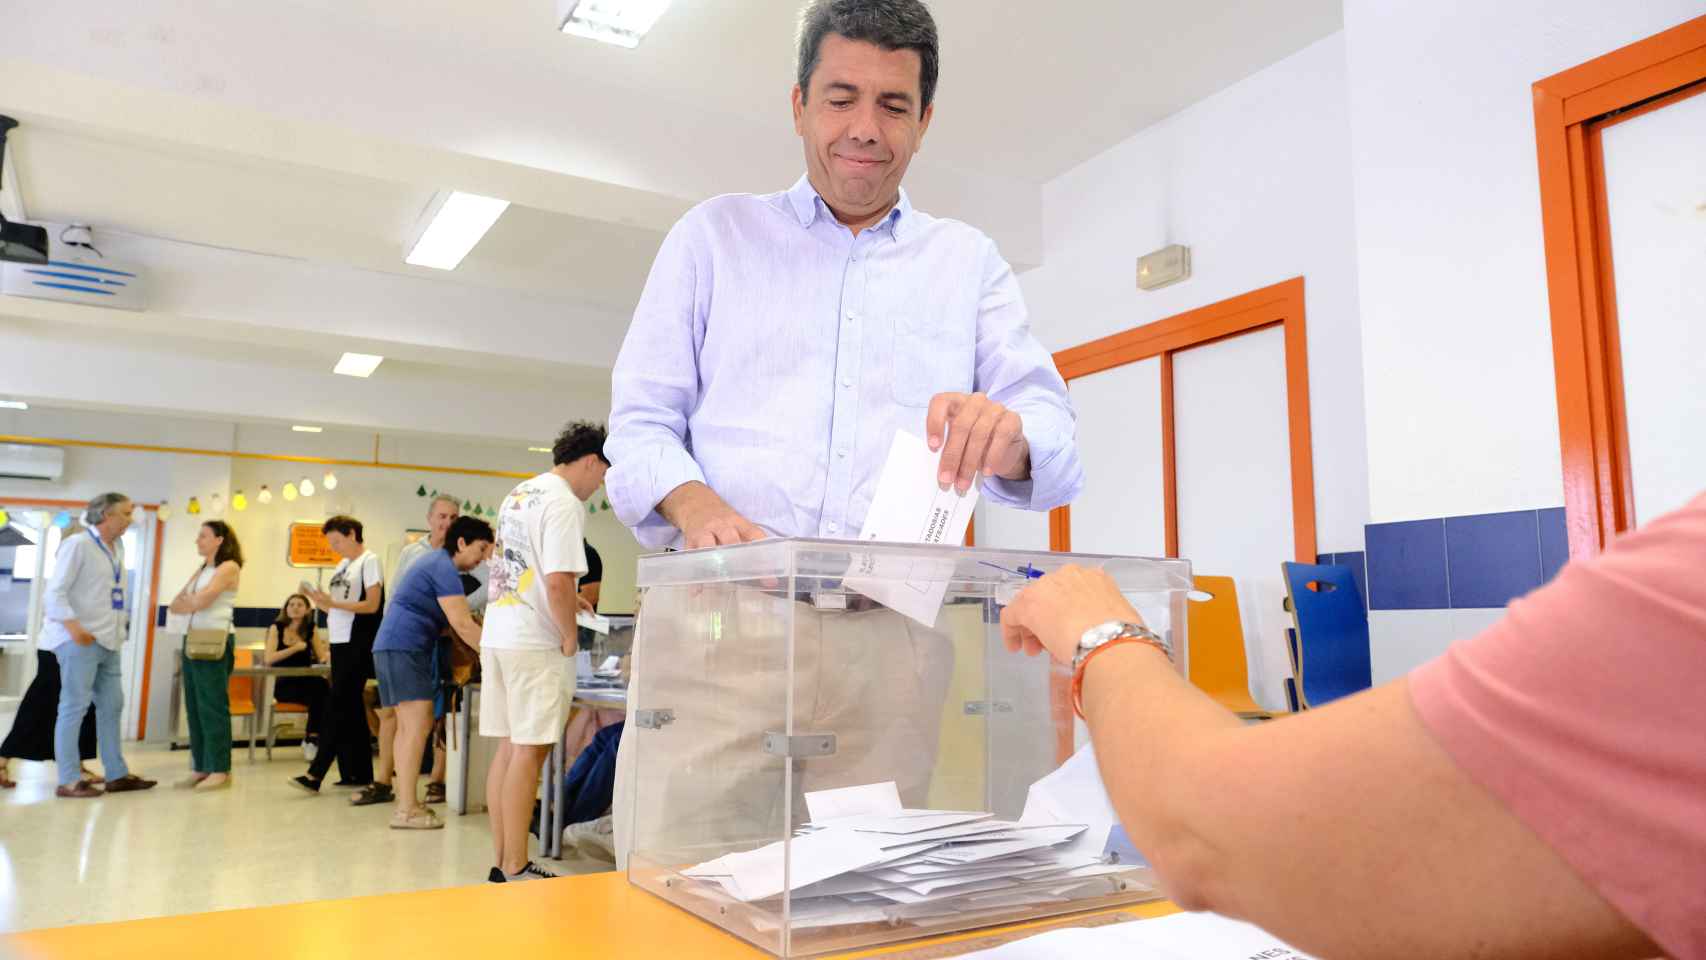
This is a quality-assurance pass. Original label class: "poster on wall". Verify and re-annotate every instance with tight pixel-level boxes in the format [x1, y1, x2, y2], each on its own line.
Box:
[286, 522, 342, 568]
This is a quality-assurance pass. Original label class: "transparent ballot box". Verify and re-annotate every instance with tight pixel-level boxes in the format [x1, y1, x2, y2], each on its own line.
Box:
[627, 538, 1192, 957]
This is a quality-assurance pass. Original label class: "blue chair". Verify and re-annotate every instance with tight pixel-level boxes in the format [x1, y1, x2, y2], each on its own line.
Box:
[1281, 562, 1372, 708]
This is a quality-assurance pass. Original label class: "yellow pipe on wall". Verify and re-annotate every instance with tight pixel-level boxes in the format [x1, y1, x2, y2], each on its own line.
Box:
[0, 434, 533, 480]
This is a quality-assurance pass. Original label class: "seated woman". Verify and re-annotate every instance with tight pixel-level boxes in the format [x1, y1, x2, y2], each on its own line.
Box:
[265, 593, 329, 756]
[998, 493, 1706, 960]
[365, 516, 491, 830]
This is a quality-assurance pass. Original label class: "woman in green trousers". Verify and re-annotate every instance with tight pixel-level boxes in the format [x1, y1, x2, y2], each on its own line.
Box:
[168, 521, 243, 791]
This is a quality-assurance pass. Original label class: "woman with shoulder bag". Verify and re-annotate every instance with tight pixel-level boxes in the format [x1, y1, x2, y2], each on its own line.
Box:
[166, 520, 243, 791]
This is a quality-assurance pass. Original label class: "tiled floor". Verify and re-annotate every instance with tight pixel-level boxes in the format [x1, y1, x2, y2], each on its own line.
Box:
[0, 742, 611, 932]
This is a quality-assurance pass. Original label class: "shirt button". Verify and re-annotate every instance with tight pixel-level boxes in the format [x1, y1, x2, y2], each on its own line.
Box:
[841, 377, 853, 388]
[827, 521, 839, 533]
[836, 448, 847, 458]
[846, 313, 857, 323]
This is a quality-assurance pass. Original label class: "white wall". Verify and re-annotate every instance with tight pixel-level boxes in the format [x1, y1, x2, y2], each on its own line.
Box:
[1020, 32, 1369, 555]
[1346, 0, 1705, 523]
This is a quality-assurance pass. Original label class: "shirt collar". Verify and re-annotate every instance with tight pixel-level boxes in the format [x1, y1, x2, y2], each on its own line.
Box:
[787, 174, 911, 240]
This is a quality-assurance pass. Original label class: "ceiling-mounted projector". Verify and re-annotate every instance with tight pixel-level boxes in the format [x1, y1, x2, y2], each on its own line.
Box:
[0, 116, 49, 265]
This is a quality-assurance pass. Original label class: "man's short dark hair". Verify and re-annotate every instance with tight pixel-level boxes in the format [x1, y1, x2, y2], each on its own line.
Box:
[443, 516, 494, 556]
[322, 515, 364, 542]
[553, 421, 610, 468]
[797, 0, 940, 110]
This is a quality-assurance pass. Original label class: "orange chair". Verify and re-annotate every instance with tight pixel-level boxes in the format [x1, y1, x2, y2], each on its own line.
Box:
[1185, 576, 1275, 720]
[263, 676, 311, 761]
[228, 648, 260, 762]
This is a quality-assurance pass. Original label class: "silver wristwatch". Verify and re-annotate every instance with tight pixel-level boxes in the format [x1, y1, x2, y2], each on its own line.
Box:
[1072, 620, 1171, 672]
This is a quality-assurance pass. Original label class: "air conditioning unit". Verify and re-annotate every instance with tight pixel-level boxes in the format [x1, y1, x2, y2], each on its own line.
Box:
[0, 443, 64, 481]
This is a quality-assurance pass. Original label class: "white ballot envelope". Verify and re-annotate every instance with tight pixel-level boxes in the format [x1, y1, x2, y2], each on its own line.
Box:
[844, 430, 979, 626]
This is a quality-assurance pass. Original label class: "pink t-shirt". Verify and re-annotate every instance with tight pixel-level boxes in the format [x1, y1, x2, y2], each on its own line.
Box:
[1410, 493, 1706, 959]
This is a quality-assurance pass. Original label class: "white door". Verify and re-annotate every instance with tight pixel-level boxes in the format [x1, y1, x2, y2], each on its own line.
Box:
[119, 510, 157, 740]
[1067, 357, 1167, 558]
[1172, 325, 1296, 710]
[1599, 89, 1706, 523]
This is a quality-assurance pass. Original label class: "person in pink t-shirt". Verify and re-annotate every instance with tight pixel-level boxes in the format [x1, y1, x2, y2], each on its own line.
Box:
[999, 494, 1706, 959]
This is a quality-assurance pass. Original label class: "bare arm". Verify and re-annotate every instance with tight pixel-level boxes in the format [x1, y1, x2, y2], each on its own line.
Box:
[542, 571, 581, 656]
[579, 580, 601, 609]
[309, 567, 382, 614]
[1001, 568, 1657, 960]
[436, 594, 482, 650]
[171, 560, 241, 614]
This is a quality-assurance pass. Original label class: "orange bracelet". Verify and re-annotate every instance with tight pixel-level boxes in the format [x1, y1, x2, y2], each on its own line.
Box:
[1070, 635, 1171, 720]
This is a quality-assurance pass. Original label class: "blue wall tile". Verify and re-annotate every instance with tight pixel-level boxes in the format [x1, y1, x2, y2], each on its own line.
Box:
[1313, 553, 1368, 610]
[1366, 519, 1448, 609]
[1445, 510, 1542, 608]
[1335, 551, 1368, 611]
[1538, 507, 1569, 585]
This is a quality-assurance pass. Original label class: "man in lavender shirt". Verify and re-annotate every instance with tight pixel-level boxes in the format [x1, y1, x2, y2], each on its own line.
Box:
[605, 0, 1083, 866]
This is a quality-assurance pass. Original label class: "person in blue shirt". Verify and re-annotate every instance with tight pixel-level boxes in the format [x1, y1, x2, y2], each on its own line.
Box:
[297, 516, 490, 829]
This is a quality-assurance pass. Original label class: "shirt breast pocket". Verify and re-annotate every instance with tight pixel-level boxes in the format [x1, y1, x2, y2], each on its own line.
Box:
[890, 315, 974, 407]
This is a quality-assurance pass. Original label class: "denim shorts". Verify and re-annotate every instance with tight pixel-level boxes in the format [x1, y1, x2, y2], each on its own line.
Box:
[373, 648, 435, 707]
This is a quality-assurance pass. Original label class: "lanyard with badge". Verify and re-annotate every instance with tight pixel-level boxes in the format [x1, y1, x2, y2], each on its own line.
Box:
[90, 530, 125, 611]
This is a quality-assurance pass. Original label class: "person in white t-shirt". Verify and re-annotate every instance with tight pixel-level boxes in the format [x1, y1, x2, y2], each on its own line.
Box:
[481, 421, 608, 883]
[299, 516, 384, 792]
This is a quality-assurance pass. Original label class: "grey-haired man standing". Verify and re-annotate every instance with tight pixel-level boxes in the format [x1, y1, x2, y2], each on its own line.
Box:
[47, 493, 156, 797]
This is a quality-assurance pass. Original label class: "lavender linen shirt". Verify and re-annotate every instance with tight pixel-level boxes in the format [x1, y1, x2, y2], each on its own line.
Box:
[607, 175, 1083, 549]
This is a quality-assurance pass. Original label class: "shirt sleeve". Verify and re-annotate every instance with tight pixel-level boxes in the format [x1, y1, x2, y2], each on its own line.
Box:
[1408, 495, 1706, 959]
[971, 238, 1085, 511]
[538, 501, 589, 577]
[362, 553, 383, 589]
[43, 536, 85, 622]
[605, 215, 711, 548]
[431, 553, 465, 599]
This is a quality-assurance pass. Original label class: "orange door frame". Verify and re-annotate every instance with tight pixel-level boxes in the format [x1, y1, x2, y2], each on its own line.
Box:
[1533, 14, 1706, 557]
[1047, 276, 1317, 564]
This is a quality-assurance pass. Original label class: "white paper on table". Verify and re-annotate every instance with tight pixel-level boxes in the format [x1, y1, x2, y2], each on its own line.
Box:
[712, 828, 889, 903]
[598, 655, 621, 672]
[804, 781, 903, 823]
[842, 430, 979, 627]
[956, 909, 1320, 959]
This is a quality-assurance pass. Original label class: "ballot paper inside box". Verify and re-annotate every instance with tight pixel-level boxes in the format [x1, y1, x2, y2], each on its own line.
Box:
[628, 538, 1193, 958]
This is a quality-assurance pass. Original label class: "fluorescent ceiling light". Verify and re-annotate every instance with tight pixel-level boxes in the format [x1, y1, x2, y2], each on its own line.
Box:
[292, 425, 323, 433]
[333, 352, 385, 378]
[528, 446, 552, 453]
[0, 399, 27, 410]
[558, 0, 672, 48]
[405, 191, 510, 270]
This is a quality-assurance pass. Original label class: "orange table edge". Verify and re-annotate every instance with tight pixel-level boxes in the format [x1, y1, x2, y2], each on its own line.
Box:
[7, 870, 1181, 959]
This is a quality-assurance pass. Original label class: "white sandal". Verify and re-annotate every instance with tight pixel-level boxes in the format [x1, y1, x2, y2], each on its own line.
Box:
[389, 807, 443, 830]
